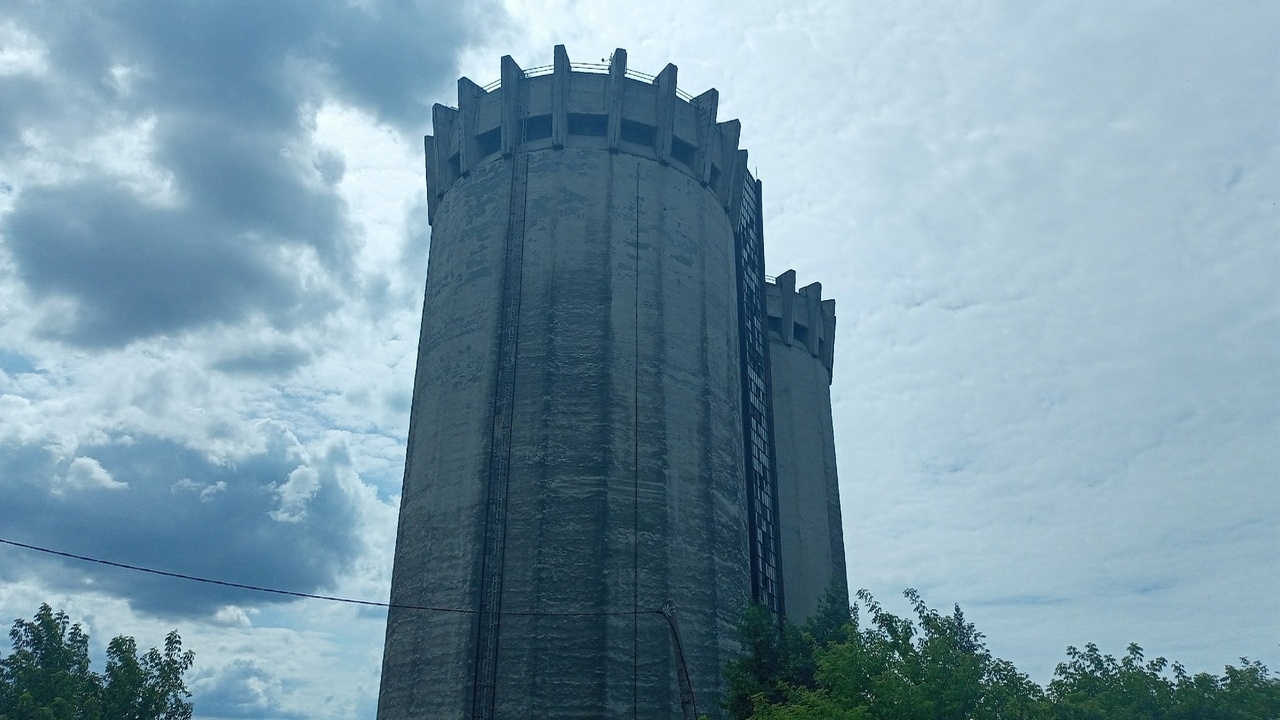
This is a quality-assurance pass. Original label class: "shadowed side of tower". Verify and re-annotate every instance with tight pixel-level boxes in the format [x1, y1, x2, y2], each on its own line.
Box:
[377, 47, 759, 719]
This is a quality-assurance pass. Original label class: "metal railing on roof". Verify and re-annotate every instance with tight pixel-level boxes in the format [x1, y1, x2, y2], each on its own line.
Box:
[480, 62, 696, 101]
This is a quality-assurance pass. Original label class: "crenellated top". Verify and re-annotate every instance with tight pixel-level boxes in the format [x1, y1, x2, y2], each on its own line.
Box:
[765, 271, 837, 381]
[424, 46, 752, 225]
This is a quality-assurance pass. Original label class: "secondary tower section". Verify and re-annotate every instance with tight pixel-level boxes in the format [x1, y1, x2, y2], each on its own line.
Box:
[378, 47, 771, 720]
[766, 271, 847, 621]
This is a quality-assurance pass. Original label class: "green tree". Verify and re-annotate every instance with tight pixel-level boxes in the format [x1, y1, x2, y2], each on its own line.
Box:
[724, 580, 852, 719]
[729, 589, 1051, 720]
[100, 632, 194, 720]
[0, 604, 194, 720]
[0, 604, 100, 720]
[731, 588, 1280, 720]
[1047, 642, 1176, 720]
[777, 589, 1046, 720]
[1047, 644, 1280, 720]
[723, 602, 805, 718]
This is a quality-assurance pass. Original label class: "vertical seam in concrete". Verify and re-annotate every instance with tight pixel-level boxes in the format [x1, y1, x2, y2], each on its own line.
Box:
[473, 82, 529, 717]
[531, 163, 552, 707]
[631, 161, 641, 720]
[695, 198, 718, 708]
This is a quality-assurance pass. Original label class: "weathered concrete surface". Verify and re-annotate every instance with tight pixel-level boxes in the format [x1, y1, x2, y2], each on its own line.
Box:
[379, 141, 750, 718]
[378, 142, 508, 720]
[766, 271, 848, 622]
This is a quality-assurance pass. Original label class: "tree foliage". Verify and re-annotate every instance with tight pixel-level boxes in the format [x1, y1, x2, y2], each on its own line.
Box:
[0, 604, 195, 720]
[1049, 643, 1280, 720]
[728, 589, 1280, 720]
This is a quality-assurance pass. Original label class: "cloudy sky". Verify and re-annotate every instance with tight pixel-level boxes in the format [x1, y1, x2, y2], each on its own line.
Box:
[0, 1, 1275, 717]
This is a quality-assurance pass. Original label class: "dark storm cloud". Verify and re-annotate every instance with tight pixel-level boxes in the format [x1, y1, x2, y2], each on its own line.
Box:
[0, 429, 361, 618]
[5, 181, 300, 344]
[212, 345, 313, 376]
[0, 0, 498, 346]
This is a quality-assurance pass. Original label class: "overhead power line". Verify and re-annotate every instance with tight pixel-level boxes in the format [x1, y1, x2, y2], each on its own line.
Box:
[0, 535, 700, 711]
[0, 537, 643, 617]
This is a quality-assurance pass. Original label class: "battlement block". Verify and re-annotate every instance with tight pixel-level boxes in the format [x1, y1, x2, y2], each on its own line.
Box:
[766, 270, 838, 381]
[423, 46, 749, 223]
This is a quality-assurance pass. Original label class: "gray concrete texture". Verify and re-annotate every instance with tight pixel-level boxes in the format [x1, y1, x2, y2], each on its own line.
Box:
[378, 47, 757, 719]
[766, 271, 847, 622]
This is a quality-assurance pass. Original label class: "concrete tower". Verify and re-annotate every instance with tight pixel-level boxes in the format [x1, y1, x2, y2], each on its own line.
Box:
[378, 46, 844, 719]
[766, 271, 847, 622]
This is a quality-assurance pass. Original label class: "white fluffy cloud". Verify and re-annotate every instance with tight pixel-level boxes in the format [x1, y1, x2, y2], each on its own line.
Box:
[58, 456, 127, 492]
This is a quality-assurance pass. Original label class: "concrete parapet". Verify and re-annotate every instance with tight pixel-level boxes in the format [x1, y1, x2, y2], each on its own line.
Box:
[765, 270, 837, 382]
[425, 46, 745, 221]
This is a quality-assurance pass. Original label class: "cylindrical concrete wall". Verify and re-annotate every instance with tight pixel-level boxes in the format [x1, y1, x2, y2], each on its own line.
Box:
[766, 271, 848, 622]
[378, 47, 752, 720]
